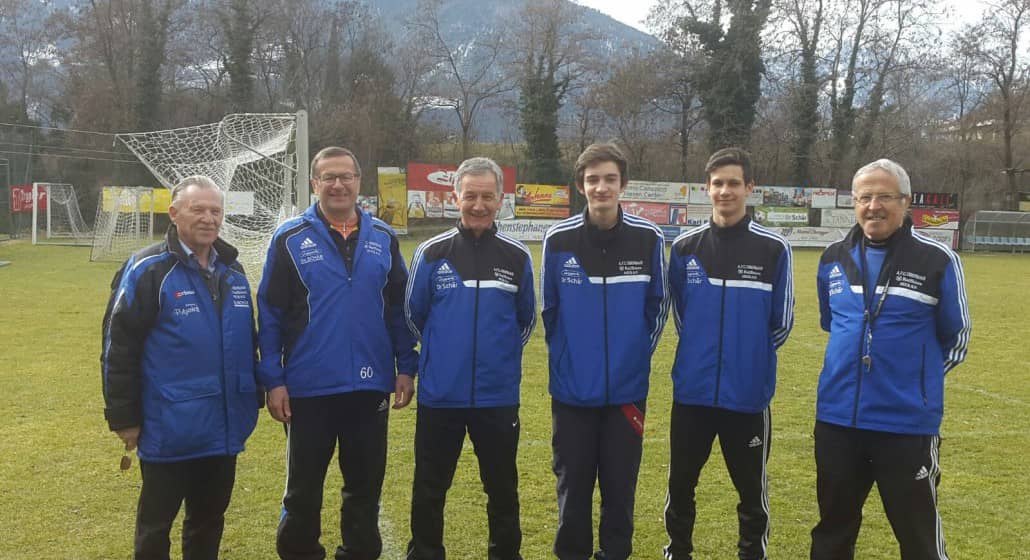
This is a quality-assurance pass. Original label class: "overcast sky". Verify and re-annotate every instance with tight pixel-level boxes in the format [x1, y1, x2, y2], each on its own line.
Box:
[575, 0, 989, 35]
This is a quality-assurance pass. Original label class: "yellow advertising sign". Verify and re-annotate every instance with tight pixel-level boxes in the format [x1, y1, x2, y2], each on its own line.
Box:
[101, 187, 171, 214]
[514, 206, 570, 219]
[377, 170, 408, 233]
[515, 184, 570, 207]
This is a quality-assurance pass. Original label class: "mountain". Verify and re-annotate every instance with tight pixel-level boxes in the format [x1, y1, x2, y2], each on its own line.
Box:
[367, 0, 661, 141]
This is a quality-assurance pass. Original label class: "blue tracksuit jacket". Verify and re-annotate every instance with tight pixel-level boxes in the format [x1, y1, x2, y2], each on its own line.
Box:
[668, 216, 794, 413]
[405, 223, 536, 407]
[816, 220, 971, 435]
[257, 204, 418, 397]
[541, 208, 670, 407]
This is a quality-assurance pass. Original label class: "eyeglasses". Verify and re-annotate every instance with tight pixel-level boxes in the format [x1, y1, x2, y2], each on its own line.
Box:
[854, 193, 906, 206]
[318, 173, 360, 185]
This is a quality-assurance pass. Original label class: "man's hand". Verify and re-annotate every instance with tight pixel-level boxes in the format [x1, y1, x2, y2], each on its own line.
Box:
[393, 374, 415, 409]
[116, 426, 140, 451]
[268, 386, 291, 423]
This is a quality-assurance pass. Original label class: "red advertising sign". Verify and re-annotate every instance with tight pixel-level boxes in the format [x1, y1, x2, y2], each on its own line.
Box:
[911, 192, 958, 209]
[406, 162, 516, 193]
[10, 185, 46, 213]
[911, 208, 960, 230]
[623, 201, 670, 225]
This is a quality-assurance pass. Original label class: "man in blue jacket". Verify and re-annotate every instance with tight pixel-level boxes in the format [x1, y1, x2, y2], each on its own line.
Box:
[404, 157, 536, 560]
[664, 147, 794, 560]
[258, 147, 418, 560]
[541, 143, 670, 560]
[102, 175, 261, 560]
[811, 159, 971, 560]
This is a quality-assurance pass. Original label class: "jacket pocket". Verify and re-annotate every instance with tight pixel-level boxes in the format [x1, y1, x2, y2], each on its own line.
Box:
[155, 377, 223, 457]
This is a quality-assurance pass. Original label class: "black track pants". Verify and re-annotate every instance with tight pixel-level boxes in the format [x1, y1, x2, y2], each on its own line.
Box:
[406, 405, 522, 560]
[810, 421, 948, 560]
[664, 404, 771, 560]
[551, 399, 646, 560]
[276, 391, 390, 560]
[135, 455, 237, 560]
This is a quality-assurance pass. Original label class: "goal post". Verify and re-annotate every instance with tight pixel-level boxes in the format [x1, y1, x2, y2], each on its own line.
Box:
[115, 111, 309, 275]
[31, 182, 93, 246]
[89, 187, 156, 262]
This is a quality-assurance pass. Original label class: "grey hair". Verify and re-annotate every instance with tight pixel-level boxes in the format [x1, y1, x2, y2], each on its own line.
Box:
[171, 175, 223, 206]
[453, 157, 503, 196]
[852, 159, 911, 196]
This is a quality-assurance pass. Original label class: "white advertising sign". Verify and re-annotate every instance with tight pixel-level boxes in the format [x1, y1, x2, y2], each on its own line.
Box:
[624, 180, 689, 203]
[688, 184, 711, 205]
[768, 227, 850, 248]
[914, 228, 958, 249]
[821, 208, 856, 228]
[225, 191, 255, 215]
[497, 219, 555, 241]
[811, 188, 838, 209]
[747, 187, 764, 206]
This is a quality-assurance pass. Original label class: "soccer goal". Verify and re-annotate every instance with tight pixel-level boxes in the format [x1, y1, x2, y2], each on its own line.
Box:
[90, 187, 157, 262]
[114, 111, 309, 274]
[31, 183, 93, 246]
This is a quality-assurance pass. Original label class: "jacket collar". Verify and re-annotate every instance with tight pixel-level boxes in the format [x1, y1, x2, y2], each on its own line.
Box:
[709, 214, 751, 237]
[456, 219, 497, 240]
[165, 224, 238, 266]
[582, 205, 623, 247]
[845, 216, 913, 249]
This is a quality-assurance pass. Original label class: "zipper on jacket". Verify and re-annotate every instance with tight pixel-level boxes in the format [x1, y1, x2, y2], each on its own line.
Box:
[920, 344, 927, 406]
[218, 271, 231, 453]
[713, 278, 727, 406]
[470, 237, 481, 406]
[602, 247, 610, 405]
[852, 311, 870, 426]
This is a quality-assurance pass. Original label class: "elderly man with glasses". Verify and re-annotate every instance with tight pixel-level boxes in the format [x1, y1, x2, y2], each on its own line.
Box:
[258, 146, 418, 560]
[811, 159, 971, 560]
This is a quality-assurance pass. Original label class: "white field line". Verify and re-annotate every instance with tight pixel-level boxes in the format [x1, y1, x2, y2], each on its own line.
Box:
[388, 429, 1030, 454]
[948, 382, 1030, 408]
[379, 496, 402, 558]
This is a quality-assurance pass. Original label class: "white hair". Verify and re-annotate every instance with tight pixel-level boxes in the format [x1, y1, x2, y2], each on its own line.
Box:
[852, 159, 911, 196]
[170, 175, 223, 206]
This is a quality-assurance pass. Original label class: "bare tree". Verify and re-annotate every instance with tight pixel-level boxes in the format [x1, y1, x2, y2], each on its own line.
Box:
[970, 0, 1030, 210]
[411, 0, 513, 160]
[596, 53, 668, 177]
[776, 0, 824, 185]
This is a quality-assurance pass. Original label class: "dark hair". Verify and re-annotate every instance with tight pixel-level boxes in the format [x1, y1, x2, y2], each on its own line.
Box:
[705, 147, 753, 185]
[574, 143, 628, 189]
[310, 146, 362, 179]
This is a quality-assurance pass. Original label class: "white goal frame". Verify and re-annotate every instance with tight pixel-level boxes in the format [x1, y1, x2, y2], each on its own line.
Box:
[30, 182, 93, 246]
[115, 111, 309, 274]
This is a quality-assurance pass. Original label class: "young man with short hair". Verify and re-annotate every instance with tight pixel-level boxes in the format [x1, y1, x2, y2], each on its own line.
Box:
[541, 142, 670, 560]
[663, 147, 794, 559]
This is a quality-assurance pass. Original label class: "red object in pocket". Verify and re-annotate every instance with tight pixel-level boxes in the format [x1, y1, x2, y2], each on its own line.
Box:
[620, 404, 645, 437]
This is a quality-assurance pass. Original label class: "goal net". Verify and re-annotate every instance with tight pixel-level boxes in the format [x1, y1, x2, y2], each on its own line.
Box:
[90, 187, 156, 262]
[115, 112, 308, 274]
[31, 183, 93, 245]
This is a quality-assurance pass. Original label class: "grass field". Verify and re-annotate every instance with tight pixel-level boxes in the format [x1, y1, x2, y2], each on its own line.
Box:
[1, 238, 1028, 559]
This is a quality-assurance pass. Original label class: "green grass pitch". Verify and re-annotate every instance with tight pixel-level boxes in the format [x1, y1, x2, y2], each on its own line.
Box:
[0, 239, 1027, 559]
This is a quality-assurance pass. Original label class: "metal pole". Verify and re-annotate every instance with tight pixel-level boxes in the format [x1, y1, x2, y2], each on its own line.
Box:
[31, 182, 38, 244]
[295, 110, 310, 211]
